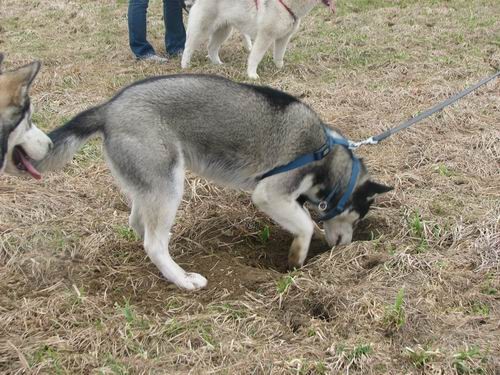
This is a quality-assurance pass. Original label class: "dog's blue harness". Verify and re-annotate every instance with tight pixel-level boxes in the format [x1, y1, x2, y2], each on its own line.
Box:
[260, 126, 360, 221]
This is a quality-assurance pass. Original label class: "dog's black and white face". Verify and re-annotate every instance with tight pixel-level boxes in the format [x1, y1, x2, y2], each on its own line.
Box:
[0, 56, 52, 178]
[322, 180, 393, 247]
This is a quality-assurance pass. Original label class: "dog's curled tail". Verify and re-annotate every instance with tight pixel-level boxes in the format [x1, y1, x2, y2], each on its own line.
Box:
[36, 105, 105, 172]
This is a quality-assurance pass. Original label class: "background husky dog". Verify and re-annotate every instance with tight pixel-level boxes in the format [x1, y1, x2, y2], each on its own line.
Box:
[181, 0, 336, 79]
[0, 54, 52, 178]
[36, 74, 391, 290]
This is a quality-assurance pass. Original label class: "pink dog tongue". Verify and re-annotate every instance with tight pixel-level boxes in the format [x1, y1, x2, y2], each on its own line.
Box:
[19, 151, 42, 180]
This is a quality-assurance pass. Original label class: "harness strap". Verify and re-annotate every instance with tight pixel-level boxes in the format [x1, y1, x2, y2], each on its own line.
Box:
[259, 126, 360, 221]
[260, 142, 330, 179]
[319, 157, 360, 221]
[277, 0, 297, 22]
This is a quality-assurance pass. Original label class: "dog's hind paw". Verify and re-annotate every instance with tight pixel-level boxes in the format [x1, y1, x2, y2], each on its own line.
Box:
[248, 72, 260, 80]
[176, 272, 208, 290]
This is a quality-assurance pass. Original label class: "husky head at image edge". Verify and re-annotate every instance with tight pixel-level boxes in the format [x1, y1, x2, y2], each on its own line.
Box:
[0, 54, 52, 178]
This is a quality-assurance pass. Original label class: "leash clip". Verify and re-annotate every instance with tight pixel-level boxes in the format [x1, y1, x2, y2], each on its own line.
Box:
[348, 136, 378, 150]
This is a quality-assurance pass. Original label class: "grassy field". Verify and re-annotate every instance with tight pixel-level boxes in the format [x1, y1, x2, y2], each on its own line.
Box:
[1, 0, 499, 373]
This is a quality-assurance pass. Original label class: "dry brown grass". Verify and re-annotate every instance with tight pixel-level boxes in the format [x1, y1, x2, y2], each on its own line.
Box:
[1, 0, 499, 373]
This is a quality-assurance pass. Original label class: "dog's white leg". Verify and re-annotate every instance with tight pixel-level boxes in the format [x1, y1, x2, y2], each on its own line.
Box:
[247, 33, 273, 79]
[208, 25, 232, 65]
[242, 34, 253, 52]
[273, 33, 293, 69]
[181, 3, 212, 69]
[129, 201, 144, 239]
[273, 20, 299, 69]
[252, 180, 314, 269]
[138, 165, 207, 290]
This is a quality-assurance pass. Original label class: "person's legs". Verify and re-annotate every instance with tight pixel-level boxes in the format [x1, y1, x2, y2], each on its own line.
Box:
[128, 0, 156, 58]
[163, 0, 186, 56]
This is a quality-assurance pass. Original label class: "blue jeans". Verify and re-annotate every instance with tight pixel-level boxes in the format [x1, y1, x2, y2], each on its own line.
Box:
[128, 0, 186, 58]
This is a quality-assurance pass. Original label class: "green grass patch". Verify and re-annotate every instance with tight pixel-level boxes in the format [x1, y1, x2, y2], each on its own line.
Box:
[260, 225, 271, 242]
[408, 210, 428, 252]
[115, 299, 150, 330]
[277, 274, 295, 294]
[435, 164, 454, 177]
[405, 346, 439, 368]
[101, 355, 130, 375]
[30, 345, 64, 374]
[211, 302, 248, 320]
[116, 225, 140, 242]
[467, 302, 490, 317]
[384, 288, 406, 330]
[72, 139, 103, 167]
[481, 274, 498, 295]
[453, 347, 488, 375]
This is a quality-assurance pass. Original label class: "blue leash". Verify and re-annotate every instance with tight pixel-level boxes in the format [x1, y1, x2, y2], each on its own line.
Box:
[348, 71, 500, 149]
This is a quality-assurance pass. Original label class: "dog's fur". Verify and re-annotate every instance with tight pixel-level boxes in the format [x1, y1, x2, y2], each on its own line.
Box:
[0, 54, 52, 178]
[36, 74, 391, 290]
[181, 0, 335, 79]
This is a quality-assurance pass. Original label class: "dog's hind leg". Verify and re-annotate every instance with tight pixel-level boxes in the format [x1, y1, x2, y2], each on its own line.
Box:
[247, 33, 273, 79]
[129, 201, 144, 239]
[252, 177, 315, 270]
[273, 33, 293, 69]
[137, 164, 207, 290]
[106, 139, 207, 290]
[273, 22, 299, 69]
[208, 25, 232, 65]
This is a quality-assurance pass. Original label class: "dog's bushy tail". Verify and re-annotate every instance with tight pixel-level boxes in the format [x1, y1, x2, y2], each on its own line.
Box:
[36, 105, 105, 171]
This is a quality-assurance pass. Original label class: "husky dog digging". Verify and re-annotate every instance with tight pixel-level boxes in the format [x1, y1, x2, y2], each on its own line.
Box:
[181, 0, 336, 79]
[0, 54, 52, 178]
[37, 74, 391, 290]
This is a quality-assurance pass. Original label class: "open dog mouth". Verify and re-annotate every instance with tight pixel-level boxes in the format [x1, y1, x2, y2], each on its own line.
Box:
[322, 0, 336, 12]
[13, 145, 42, 179]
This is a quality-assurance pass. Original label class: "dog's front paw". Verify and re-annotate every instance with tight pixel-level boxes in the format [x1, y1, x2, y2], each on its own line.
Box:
[274, 60, 284, 69]
[248, 72, 260, 80]
[175, 272, 208, 290]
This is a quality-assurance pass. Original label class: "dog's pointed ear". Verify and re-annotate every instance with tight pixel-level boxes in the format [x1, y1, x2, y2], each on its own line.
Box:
[355, 180, 393, 202]
[14, 61, 41, 90]
[7, 61, 41, 105]
[365, 180, 393, 199]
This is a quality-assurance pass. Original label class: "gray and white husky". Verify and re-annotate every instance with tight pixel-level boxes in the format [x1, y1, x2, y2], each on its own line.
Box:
[0, 54, 52, 178]
[36, 74, 391, 290]
[181, 0, 336, 79]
